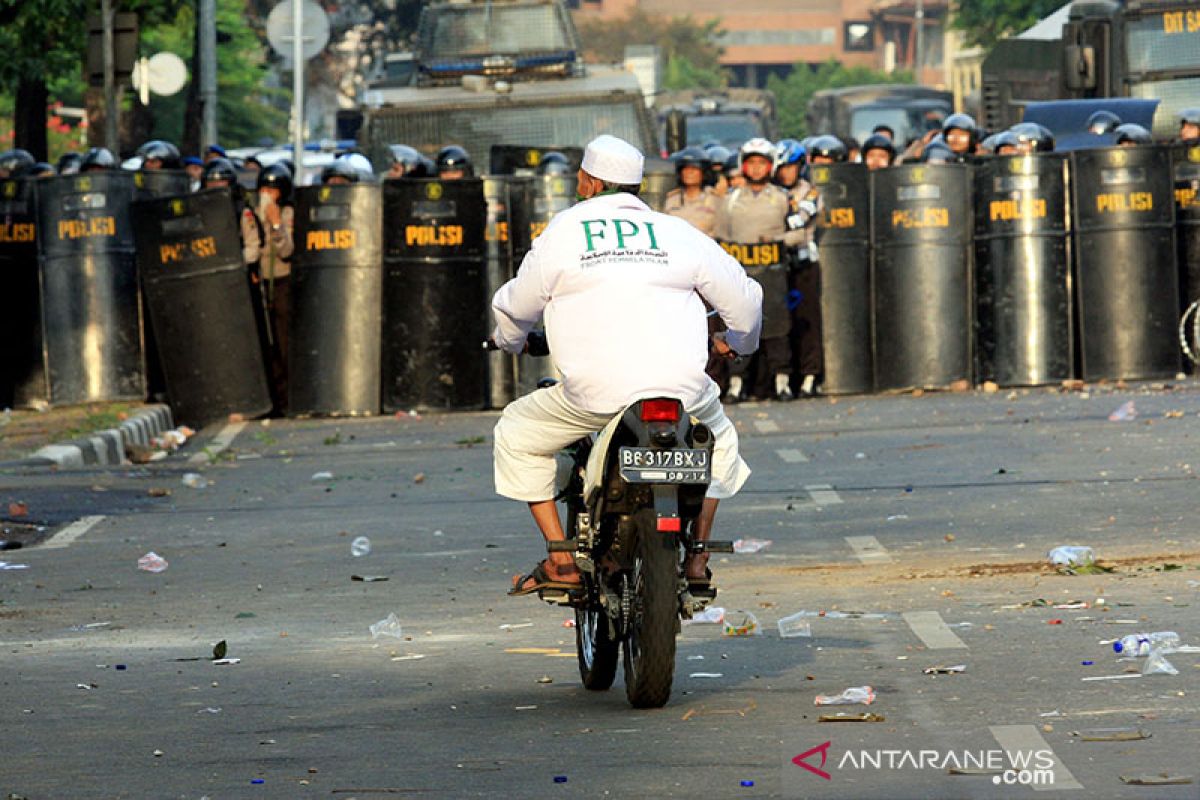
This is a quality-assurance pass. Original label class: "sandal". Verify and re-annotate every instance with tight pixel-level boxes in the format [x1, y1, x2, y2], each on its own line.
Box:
[508, 560, 581, 597]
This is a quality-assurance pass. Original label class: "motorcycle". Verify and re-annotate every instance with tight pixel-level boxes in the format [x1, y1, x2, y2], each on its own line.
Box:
[488, 331, 734, 708]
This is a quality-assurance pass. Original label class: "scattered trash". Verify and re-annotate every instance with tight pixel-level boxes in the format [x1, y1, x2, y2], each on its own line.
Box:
[854, 452, 866, 459]
[76, 683, 96, 690]
[733, 538, 772, 554]
[1113, 632, 1180, 656]
[923, 664, 966, 675]
[499, 622, 534, 630]
[137, 552, 169, 573]
[0, 561, 29, 570]
[886, 514, 909, 521]
[311, 471, 334, 482]
[815, 686, 875, 706]
[687, 655, 705, 661]
[777, 613, 814, 638]
[147, 487, 171, 498]
[1048, 546, 1095, 567]
[684, 607, 725, 625]
[1082, 661, 1094, 666]
[212, 641, 227, 660]
[690, 672, 724, 678]
[562, 619, 576, 628]
[946, 622, 973, 629]
[740, 780, 755, 787]
[150, 426, 195, 452]
[1119, 775, 1194, 786]
[180, 473, 208, 489]
[515, 705, 537, 711]
[1072, 728, 1150, 742]
[115, 664, 126, 671]
[197, 707, 222, 714]
[250, 778, 264, 784]
[1039, 710, 1062, 718]
[1047, 619, 1064, 625]
[553, 776, 568, 784]
[212, 658, 242, 666]
[69, 621, 112, 632]
[350, 536, 372, 557]
[1142, 650, 1179, 676]
[723, 611, 761, 637]
[536, 676, 553, 684]
[1108, 401, 1137, 421]
[819, 713, 885, 722]
[1054, 601, 1090, 610]
[1081, 674, 1142, 682]
[369, 612, 403, 640]
[351, 575, 388, 582]
[153, 749, 165, 757]
[391, 654, 425, 661]
[413, 472, 426, 484]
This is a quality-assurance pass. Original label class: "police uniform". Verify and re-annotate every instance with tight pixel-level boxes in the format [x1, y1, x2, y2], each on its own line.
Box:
[785, 178, 824, 389]
[663, 186, 719, 237]
[241, 203, 294, 412]
[491, 192, 762, 503]
[715, 183, 804, 398]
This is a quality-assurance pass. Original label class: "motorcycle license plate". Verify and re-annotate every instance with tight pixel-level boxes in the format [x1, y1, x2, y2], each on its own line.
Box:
[618, 447, 711, 484]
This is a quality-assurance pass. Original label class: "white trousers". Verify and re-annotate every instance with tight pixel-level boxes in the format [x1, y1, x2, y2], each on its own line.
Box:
[493, 382, 750, 502]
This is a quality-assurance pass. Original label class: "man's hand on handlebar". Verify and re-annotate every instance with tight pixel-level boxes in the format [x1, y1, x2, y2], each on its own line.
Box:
[710, 333, 738, 360]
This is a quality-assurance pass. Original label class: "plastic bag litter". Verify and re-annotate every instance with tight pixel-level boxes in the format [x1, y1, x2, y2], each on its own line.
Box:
[369, 612, 403, 640]
[1142, 650, 1179, 676]
[683, 606, 725, 625]
[311, 471, 334, 482]
[777, 612, 814, 638]
[137, 552, 169, 573]
[1108, 401, 1136, 421]
[815, 686, 876, 706]
[1047, 546, 1095, 567]
[723, 611, 761, 637]
[733, 538, 772, 554]
[180, 473, 208, 489]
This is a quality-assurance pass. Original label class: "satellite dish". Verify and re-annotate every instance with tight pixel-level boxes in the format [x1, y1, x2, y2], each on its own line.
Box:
[266, 0, 331, 63]
[131, 52, 188, 97]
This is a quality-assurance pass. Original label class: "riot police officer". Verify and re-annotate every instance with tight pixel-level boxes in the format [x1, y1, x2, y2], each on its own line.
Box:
[436, 145, 473, 180]
[80, 147, 117, 172]
[941, 113, 978, 157]
[0, 149, 36, 178]
[793, 135, 843, 397]
[136, 140, 182, 170]
[704, 145, 732, 195]
[537, 151, 572, 176]
[1114, 123, 1152, 147]
[663, 147, 718, 237]
[321, 158, 360, 185]
[716, 138, 805, 401]
[29, 162, 55, 178]
[1010, 123, 1055, 154]
[862, 133, 896, 170]
[1180, 109, 1200, 143]
[183, 156, 204, 191]
[921, 139, 959, 163]
[387, 144, 426, 179]
[1086, 110, 1122, 137]
[57, 152, 83, 175]
[992, 131, 1020, 156]
[252, 163, 295, 412]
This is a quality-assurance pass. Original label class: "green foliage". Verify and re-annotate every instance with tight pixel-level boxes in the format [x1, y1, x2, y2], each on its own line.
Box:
[577, 10, 727, 88]
[950, 0, 1065, 50]
[767, 59, 914, 139]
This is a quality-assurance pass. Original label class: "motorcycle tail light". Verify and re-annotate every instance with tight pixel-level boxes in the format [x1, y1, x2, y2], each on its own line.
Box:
[640, 399, 681, 423]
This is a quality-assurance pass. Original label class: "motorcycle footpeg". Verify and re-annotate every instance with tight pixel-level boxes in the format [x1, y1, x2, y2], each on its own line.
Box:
[537, 588, 580, 607]
[690, 540, 734, 554]
[546, 540, 578, 553]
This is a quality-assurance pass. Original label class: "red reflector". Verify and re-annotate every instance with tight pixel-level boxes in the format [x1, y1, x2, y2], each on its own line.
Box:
[657, 517, 682, 532]
[640, 399, 681, 422]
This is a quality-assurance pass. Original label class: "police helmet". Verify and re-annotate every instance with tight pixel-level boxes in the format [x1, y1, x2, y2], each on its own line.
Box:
[80, 147, 117, 172]
[256, 162, 293, 202]
[1009, 122, 1055, 153]
[738, 137, 777, 169]
[1086, 110, 1122, 136]
[921, 140, 959, 164]
[136, 139, 182, 169]
[671, 146, 709, 174]
[341, 153, 375, 181]
[942, 113, 976, 137]
[703, 145, 731, 172]
[0, 149, 36, 177]
[861, 133, 896, 161]
[321, 158, 360, 184]
[435, 145, 473, 177]
[808, 135, 848, 162]
[1114, 123, 1152, 146]
[775, 139, 806, 166]
[30, 162, 56, 178]
[723, 152, 740, 177]
[537, 151, 572, 177]
[992, 130, 1021, 155]
[872, 124, 895, 140]
[1179, 108, 1200, 126]
[57, 152, 83, 175]
[388, 144, 424, 174]
[202, 157, 238, 186]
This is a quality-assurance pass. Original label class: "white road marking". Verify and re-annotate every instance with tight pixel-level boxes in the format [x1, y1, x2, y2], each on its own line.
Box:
[754, 419, 780, 433]
[902, 610, 969, 649]
[775, 448, 808, 463]
[42, 515, 106, 550]
[846, 535, 893, 563]
[804, 484, 843, 506]
[189, 421, 247, 464]
[989, 725, 1084, 791]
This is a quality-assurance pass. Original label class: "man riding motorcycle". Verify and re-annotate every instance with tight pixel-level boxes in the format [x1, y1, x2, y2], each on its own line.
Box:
[489, 135, 763, 596]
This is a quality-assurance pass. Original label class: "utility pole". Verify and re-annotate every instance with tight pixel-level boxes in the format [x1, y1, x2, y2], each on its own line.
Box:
[914, 0, 925, 84]
[199, 0, 218, 148]
[292, 0, 306, 185]
[102, 0, 118, 152]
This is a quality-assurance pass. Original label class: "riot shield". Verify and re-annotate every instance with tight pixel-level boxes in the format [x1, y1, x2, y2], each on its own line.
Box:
[483, 176, 534, 408]
[35, 172, 145, 404]
[382, 178, 488, 411]
[289, 183, 383, 416]
[720, 242, 791, 339]
[871, 163, 973, 391]
[0, 178, 45, 407]
[639, 158, 675, 212]
[810, 163, 872, 395]
[132, 188, 271, 426]
[1173, 143, 1200, 309]
[973, 154, 1072, 387]
[133, 169, 190, 201]
[488, 145, 583, 177]
[1071, 145, 1179, 381]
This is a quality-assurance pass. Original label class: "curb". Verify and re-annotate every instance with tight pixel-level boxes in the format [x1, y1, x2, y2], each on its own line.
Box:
[30, 404, 174, 468]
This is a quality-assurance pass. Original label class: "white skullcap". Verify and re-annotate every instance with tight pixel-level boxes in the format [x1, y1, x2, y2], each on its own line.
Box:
[581, 134, 644, 185]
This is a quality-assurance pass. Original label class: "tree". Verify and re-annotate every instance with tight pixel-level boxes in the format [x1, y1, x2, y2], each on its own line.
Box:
[767, 60, 915, 139]
[577, 10, 727, 89]
[950, 0, 1065, 50]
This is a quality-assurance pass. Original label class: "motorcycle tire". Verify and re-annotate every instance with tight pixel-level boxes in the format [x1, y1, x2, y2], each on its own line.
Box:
[576, 606, 619, 690]
[622, 508, 678, 708]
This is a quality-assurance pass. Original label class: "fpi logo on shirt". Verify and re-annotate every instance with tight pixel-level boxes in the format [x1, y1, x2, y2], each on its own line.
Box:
[580, 218, 660, 252]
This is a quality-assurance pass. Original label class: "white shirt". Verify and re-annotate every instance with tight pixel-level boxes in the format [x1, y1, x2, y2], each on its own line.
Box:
[491, 192, 762, 413]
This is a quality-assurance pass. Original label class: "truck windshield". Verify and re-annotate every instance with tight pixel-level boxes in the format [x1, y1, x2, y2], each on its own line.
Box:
[1125, 10, 1200, 74]
[685, 115, 763, 148]
[423, 5, 572, 58]
[850, 105, 945, 148]
[1130, 76, 1200, 137]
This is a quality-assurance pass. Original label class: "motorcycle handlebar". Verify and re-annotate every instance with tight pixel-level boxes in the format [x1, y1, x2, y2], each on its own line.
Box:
[481, 330, 550, 357]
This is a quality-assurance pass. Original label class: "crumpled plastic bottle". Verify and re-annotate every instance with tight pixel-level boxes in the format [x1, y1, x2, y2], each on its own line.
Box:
[369, 612, 403, 640]
[815, 685, 876, 706]
[1113, 631, 1180, 656]
[350, 536, 371, 557]
[137, 551, 169, 573]
[1142, 649, 1179, 676]
[1047, 546, 1095, 567]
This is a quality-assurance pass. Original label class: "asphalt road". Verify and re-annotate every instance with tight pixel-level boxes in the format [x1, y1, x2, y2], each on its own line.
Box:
[2, 382, 1199, 800]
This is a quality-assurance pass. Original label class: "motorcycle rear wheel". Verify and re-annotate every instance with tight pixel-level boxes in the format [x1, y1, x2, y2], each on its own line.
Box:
[622, 509, 678, 708]
[576, 605, 619, 690]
